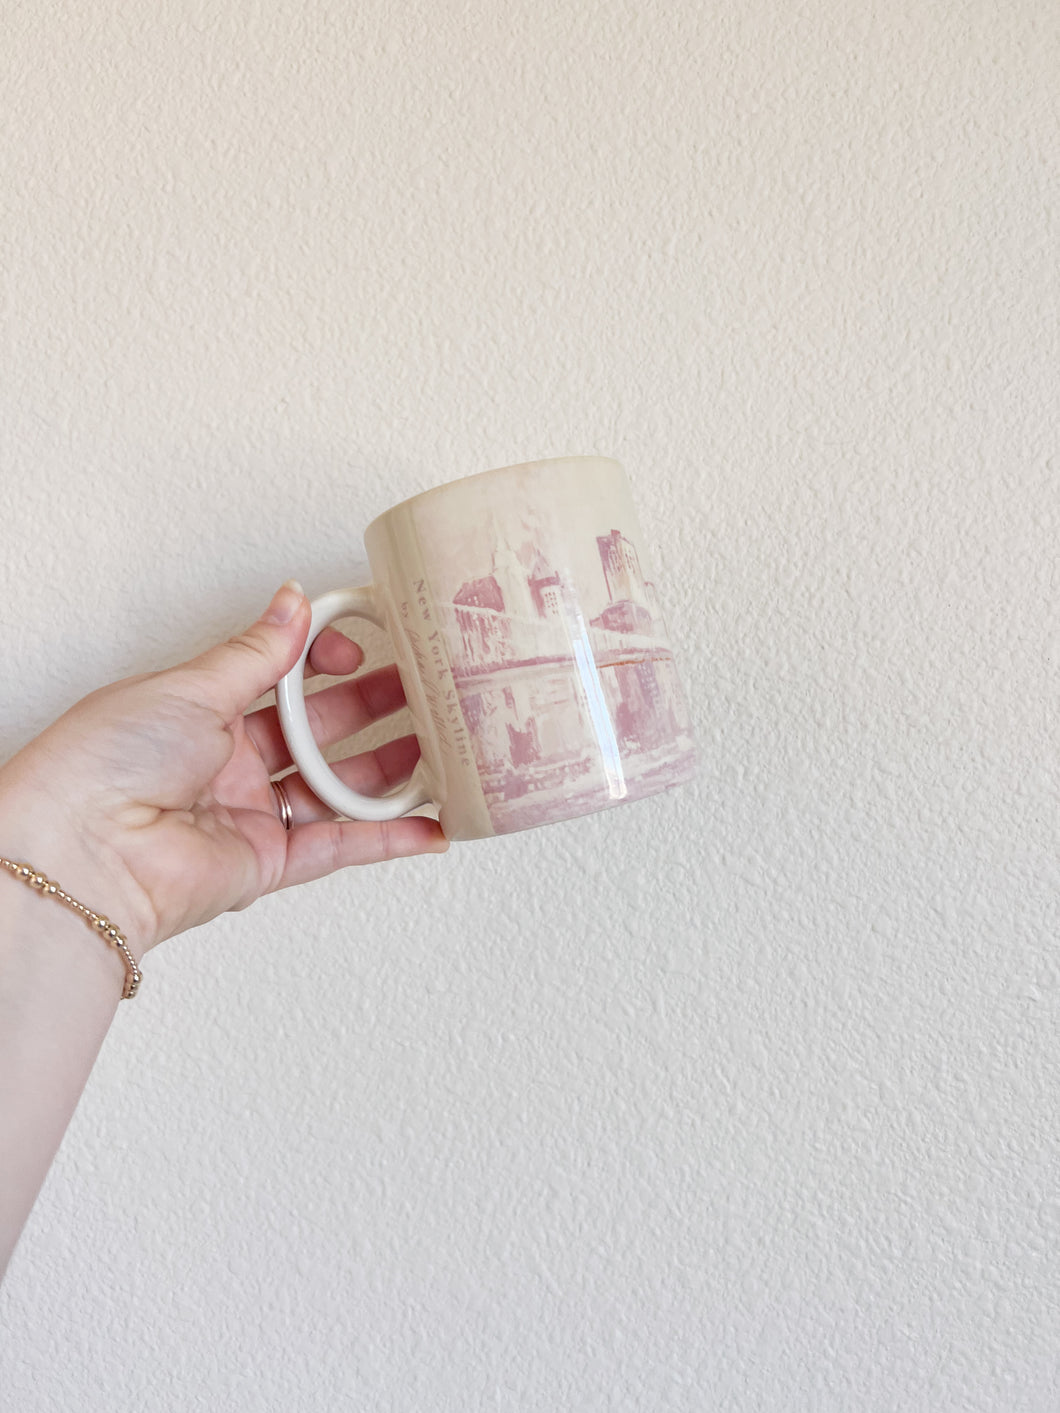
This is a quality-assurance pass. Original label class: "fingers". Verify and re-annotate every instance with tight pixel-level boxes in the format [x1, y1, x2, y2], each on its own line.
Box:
[306, 627, 364, 680]
[177, 581, 312, 720]
[276, 735, 422, 825]
[265, 733, 447, 889]
[245, 664, 408, 776]
[172, 585, 371, 727]
[273, 815, 449, 891]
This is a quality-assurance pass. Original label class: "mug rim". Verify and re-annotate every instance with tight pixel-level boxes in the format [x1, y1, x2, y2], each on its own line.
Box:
[365, 454, 623, 538]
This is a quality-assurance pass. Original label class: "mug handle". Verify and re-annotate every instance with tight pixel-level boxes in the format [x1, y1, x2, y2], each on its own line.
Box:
[276, 586, 432, 822]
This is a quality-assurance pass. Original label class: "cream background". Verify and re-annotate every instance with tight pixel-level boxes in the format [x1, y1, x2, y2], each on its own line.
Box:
[1, 2, 1058, 1409]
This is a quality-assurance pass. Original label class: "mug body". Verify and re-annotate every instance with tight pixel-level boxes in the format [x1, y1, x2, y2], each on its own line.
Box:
[365, 457, 696, 841]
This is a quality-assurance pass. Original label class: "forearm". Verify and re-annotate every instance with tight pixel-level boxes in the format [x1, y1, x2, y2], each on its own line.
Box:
[0, 789, 137, 1278]
[0, 581, 445, 1276]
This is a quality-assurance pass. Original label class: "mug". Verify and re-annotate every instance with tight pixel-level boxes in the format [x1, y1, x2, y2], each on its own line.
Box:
[277, 456, 696, 841]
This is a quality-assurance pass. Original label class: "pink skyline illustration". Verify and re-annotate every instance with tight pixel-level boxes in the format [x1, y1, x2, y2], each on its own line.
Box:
[432, 515, 696, 832]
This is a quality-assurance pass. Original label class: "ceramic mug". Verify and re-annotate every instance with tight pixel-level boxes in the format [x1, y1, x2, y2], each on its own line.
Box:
[277, 456, 696, 840]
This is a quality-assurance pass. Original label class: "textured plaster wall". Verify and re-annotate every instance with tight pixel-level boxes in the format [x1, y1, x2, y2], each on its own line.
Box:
[1, 2, 1058, 1409]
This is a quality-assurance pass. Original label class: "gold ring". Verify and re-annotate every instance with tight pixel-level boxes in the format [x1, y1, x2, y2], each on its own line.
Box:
[271, 778, 294, 831]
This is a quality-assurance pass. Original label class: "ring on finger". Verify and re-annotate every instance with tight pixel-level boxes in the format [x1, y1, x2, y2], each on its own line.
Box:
[271, 778, 294, 831]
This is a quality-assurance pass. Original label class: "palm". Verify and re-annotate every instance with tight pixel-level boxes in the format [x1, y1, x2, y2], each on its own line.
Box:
[129, 709, 289, 940]
[24, 617, 445, 953]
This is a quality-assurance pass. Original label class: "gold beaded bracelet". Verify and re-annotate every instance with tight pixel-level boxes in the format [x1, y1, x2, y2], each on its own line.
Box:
[0, 857, 142, 999]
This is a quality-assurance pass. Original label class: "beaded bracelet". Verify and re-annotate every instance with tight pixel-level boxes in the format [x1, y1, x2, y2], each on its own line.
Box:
[0, 857, 142, 999]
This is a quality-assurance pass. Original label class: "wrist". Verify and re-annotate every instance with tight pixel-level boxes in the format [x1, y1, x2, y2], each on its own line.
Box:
[0, 762, 156, 963]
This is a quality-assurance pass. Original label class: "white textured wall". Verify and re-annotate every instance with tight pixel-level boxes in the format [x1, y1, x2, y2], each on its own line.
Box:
[2, 2, 1058, 1408]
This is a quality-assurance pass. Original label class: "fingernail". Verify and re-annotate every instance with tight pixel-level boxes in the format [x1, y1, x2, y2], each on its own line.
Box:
[263, 580, 304, 625]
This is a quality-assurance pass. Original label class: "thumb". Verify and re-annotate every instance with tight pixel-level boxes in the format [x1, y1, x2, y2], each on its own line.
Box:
[178, 580, 311, 719]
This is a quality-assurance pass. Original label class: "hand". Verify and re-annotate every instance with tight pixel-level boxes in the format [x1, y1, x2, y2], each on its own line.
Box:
[0, 582, 448, 954]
